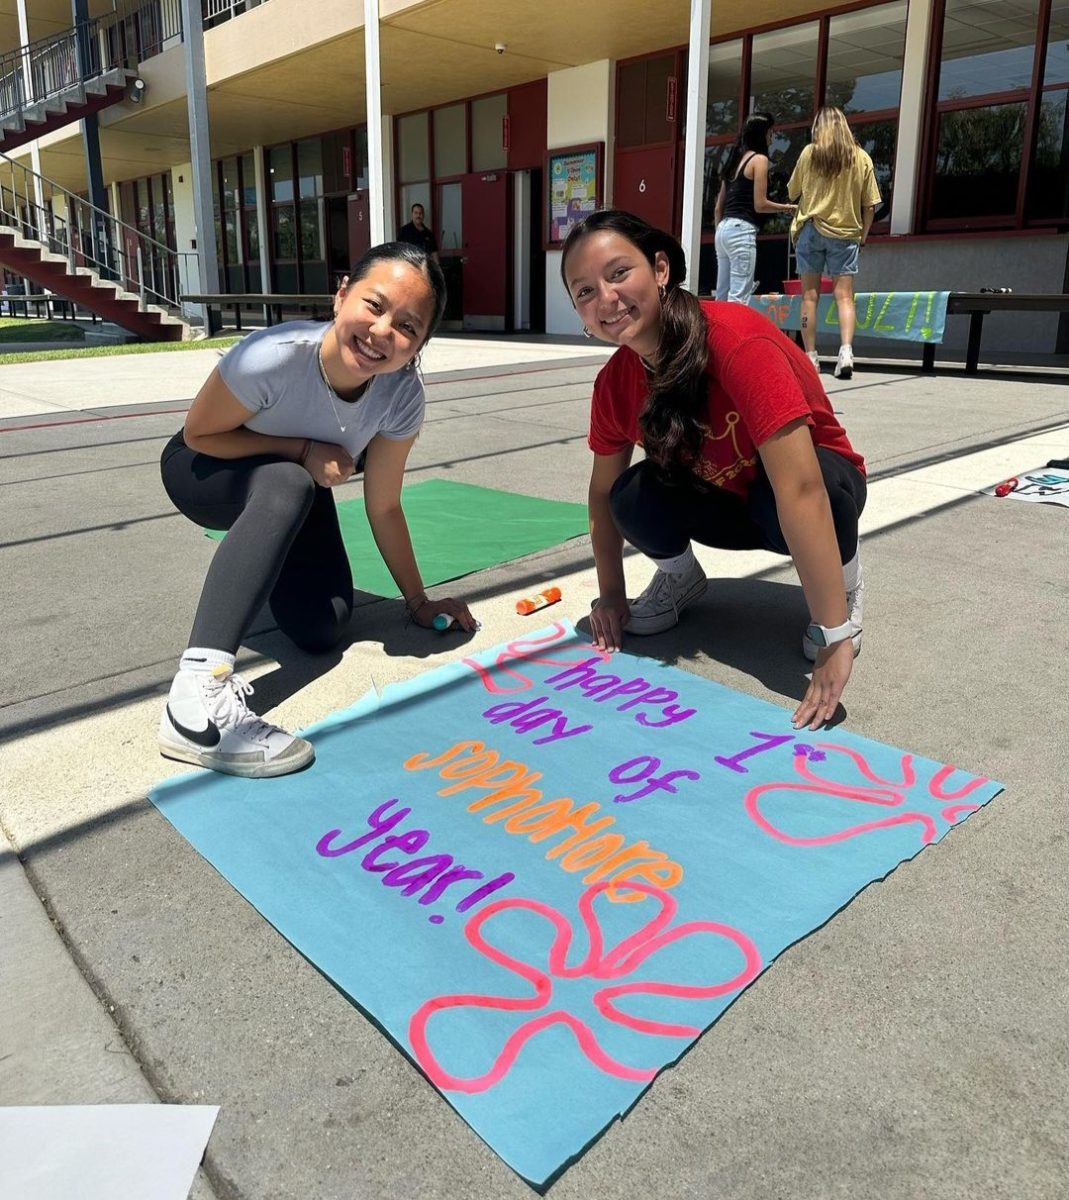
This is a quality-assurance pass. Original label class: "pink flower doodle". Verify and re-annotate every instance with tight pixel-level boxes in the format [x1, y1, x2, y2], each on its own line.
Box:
[461, 622, 610, 696]
[408, 880, 761, 1094]
[745, 744, 989, 847]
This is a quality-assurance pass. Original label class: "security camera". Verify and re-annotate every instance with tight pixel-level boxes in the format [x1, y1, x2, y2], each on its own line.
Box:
[128, 77, 146, 104]
[494, 42, 506, 54]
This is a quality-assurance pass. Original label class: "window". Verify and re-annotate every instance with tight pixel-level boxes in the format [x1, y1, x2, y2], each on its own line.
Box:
[694, 3, 906, 292]
[398, 112, 430, 183]
[472, 94, 507, 172]
[750, 22, 819, 123]
[938, 0, 1040, 100]
[926, 0, 1069, 227]
[434, 104, 467, 177]
[707, 40, 743, 138]
[826, 2, 907, 115]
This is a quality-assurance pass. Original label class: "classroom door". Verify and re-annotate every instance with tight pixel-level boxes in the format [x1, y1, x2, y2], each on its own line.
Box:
[459, 171, 509, 330]
[613, 146, 677, 233]
[347, 191, 370, 272]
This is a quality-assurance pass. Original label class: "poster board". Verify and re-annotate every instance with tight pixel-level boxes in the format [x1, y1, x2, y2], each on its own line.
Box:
[150, 623, 1002, 1186]
[545, 143, 603, 249]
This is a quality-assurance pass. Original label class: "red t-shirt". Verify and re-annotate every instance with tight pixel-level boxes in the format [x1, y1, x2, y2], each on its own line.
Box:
[588, 300, 865, 497]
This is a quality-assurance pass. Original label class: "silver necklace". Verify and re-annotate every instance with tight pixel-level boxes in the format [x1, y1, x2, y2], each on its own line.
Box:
[317, 336, 368, 434]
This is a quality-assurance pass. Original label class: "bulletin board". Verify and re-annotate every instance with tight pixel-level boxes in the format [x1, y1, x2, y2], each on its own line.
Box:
[545, 142, 604, 249]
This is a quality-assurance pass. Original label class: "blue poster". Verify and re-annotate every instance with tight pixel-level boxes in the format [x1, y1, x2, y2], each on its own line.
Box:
[150, 623, 1001, 1186]
[750, 291, 949, 343]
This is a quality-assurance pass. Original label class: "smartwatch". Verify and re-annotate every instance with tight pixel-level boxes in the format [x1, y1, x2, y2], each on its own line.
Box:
[805, 618, 861, 649]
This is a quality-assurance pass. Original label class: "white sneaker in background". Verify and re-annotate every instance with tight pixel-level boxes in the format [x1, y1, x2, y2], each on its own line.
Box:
[159, 665, 314, 778]
[807, 350, 821, 373]
[833, 346, 854, 379]
[624, 559, 708, 636]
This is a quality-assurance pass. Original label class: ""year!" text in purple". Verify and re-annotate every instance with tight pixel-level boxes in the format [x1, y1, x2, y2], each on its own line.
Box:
[315, 799, 515, 925]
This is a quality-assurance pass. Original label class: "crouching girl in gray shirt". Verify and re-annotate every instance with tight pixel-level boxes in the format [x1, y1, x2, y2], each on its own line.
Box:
[159, 242, 475, 778]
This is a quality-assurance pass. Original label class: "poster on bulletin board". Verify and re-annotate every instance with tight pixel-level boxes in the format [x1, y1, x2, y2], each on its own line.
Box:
[545, 143, 603, 248]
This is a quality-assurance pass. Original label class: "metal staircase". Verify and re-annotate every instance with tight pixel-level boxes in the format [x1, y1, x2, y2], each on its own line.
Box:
[0, 1, 180, 153]
[0, 151, 194, 341]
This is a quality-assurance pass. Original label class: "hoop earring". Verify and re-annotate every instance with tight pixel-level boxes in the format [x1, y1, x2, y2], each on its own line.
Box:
[582, 326, 592, 338]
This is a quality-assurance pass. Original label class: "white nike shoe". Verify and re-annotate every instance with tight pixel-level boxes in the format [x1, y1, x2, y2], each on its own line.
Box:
[159, 665, 314, 778]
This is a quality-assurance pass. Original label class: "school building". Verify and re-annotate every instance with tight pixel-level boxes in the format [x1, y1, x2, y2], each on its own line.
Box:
[1, 0, 1066, 354]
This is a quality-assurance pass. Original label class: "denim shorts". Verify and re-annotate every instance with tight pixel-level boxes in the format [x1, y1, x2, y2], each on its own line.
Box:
[795, 222, 860, 277]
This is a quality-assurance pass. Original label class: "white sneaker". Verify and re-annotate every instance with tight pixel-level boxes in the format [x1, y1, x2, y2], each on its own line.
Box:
[833, 346, 854, 379]
[624, 559, 708, 635]
[159, 665, 314, 778]
[803, 561, 864, 661]
[807, 350, 821, 373]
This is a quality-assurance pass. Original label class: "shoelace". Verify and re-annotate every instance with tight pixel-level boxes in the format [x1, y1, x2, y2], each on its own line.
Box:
[638, 570, 681, 610]
[203, 672, 278, 743]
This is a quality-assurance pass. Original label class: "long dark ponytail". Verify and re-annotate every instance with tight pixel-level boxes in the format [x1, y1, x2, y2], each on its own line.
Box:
[723, 110, 775, 179]
[560, 209, 709, 470]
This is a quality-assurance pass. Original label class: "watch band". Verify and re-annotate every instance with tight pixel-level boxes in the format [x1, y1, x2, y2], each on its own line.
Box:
[809, 618, 861, 647]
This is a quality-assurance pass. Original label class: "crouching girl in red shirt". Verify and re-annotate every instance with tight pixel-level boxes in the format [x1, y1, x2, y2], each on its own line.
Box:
[560, 209, 866, 731]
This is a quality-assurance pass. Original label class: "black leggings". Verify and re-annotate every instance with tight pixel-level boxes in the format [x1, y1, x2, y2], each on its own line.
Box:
[610, 447, 867, 563]
[161, 431, 353, 655]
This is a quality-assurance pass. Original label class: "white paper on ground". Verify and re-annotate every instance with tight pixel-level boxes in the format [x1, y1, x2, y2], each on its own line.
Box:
[982, 468, 1069, 507]
[0, 1105, 219, 1200]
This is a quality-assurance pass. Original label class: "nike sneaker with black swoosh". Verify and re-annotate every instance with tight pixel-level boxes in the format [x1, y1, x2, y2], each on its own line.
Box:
[159, 664, 314, 777]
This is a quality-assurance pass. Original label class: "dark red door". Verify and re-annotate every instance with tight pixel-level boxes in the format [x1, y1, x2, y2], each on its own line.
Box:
[459, 171, 508, 330]
[347, 191, 370, 268]
[613, 146, 677, 232]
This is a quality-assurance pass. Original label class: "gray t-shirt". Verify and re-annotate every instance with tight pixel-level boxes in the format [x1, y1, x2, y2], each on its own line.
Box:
[217, 320, 425, 458]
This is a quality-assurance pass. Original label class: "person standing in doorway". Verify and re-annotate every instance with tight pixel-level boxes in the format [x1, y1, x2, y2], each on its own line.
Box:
[788, 106, 881, 379]
[713, 112, 796, 303]
[398, 203, 440, 263]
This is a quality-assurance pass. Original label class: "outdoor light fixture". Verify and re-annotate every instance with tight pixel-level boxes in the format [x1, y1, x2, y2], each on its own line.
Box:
[128, 77, 147, 104]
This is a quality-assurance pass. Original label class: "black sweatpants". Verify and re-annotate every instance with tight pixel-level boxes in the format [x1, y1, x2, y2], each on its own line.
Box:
[610, 448, 867, 563]
[161, 431, 353, 655]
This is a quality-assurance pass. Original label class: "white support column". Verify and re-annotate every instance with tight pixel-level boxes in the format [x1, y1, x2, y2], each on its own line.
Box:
[364, 0, 385, 245]
[180, 0, 220, 327]
[15, 0, 45, 234]
[680, 0, 711, 292]
[253, 146, 271, 289]
[890, 0, 935, 235]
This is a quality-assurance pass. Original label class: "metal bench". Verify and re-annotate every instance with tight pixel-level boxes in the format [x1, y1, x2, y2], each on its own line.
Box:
[921, 292, 1069, 374]
[180, 292, 334, 333]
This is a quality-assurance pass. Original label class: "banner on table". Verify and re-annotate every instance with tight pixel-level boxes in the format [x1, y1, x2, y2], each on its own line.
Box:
[750, 291, 949, 343]
[150, 623, 1001, 1186]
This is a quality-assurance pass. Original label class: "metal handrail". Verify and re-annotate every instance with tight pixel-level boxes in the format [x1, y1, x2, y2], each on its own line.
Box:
[0, 150, 195, 313]
[0, 0, 183, 123]
[203, 0, 270, 31]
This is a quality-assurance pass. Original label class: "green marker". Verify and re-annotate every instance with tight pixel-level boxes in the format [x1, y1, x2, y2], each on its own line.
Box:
[432, 613, 454, 631]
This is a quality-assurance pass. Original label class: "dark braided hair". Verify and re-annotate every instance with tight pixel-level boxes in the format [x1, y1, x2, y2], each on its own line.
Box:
[560, 209, 709, 470]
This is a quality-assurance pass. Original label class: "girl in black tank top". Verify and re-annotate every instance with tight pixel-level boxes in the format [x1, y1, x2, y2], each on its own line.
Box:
[714, 113, 797, 303]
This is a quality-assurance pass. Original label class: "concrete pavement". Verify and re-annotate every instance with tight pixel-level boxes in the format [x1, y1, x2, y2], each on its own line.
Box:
[1, 335, 1067, 1199]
